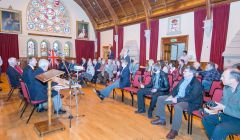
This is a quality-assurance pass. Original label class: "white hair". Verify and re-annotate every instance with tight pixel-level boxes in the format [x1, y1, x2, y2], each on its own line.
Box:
[38, 59, 49, 69]
[8, 57, 16, 66]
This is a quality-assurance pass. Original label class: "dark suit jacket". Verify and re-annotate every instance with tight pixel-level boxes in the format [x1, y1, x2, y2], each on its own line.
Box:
[108, 51, 114, 59]
[172, 77, 203, 113]
[6, 66, 22, 88]
[22, 65, 34, 88]
[119, 66, 131, 88]
[29, 68, 58, 101]
[145, 71, 170, 95]
[94, 63, 101, 71]
[123, 55, 130, 66]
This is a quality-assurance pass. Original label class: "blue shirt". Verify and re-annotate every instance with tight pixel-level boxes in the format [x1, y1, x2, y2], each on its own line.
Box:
[176, 77, 193, 98]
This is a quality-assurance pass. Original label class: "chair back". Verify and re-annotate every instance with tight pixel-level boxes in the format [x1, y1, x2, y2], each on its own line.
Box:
[168, 74, 173, 87]
[143, 72, 151, 85]
[209, 81, 223, 96]
[131, 71, 141, 87]
[20, 80, 31, 103]
[211, 88, 223, 102]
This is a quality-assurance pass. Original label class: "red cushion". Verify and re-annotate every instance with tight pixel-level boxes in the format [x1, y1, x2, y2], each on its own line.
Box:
[123, 87, 139, 93]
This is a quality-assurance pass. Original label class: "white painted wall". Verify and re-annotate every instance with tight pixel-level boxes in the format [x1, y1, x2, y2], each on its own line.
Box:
[226, 1, 240, 46]
[123, 23, 140, 50]
[0, 0, 95, 58]
[158, 12, 196, 62]
[100, 29, 113, 58]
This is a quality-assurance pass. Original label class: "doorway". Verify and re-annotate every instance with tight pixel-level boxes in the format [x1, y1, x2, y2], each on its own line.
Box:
[161, 35, 188, 63]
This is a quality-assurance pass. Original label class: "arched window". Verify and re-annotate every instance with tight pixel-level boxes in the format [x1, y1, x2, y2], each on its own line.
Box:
[64, 41, 71, 57]
[53, 41, 62, 56]
[40, 40, 50, 57]
[27, 39, 37, 57]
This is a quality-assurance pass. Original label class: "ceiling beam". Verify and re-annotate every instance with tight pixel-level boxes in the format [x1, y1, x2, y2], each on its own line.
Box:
[141, 0, 151, 29]
[75, 0, 97, 29]
[93, 0, 110, 22]
[128, 0, 138, 16]
[116, 0, 128, 17]
[102, 0, 119, 34]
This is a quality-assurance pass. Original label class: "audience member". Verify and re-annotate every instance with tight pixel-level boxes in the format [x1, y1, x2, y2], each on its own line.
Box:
[135, 64, 169, 118]
[202, 68, 240, 139]
[200, 62, 221, 91]
[29, 59, 66, 114]
[22, 57, 37, 88]
[94, 60, 130, 100]
[178, 50, 189, 64]
[6, 57, 22, 88]
[151, 66, 203, 139]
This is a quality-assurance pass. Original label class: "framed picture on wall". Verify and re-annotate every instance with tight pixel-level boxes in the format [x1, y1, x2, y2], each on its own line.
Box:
[167, 16, 181, 35]
[0, 8, 22, 33]
[76, 21, 88, 39]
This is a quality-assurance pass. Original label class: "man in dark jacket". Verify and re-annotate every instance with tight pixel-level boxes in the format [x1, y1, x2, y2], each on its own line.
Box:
[22, 57, 37, 88]
[29, 59, 66, 114]
[6, 57, 22, 88]
[151, 66, 203, 139]
[95, 60, 130, 100]
[135, 64, 170, 118]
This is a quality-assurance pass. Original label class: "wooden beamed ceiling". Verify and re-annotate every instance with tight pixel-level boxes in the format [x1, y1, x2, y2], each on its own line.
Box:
[74, 0, 236, 31]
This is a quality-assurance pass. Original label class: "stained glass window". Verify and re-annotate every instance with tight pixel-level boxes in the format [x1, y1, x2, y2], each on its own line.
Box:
[27, 39, 37, 57]
[27, 0, 71, 34]
[40, 40, 50, 56]
[53, 41, 61, 56]
[64, 41, 71, 57]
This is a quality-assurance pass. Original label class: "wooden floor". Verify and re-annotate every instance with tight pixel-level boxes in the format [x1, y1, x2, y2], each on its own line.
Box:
[0, 73, 216, 140]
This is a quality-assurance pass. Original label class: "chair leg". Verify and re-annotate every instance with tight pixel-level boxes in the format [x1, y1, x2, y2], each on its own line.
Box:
[7, 88, 14, 101]
[19, 99, 24, 108]
[20, 102, 28, 118]
[121, 89, 124, 102]
[26, 106, 36, 124]
[130, 92, 134, 106]
[183, 111, 188, 120]
[113, 89, 115, 99]
[187, 114, 190, 134]
[167, 105, 171, 113]
[190, 114, 193, 135]
[170, 106, 173, 124]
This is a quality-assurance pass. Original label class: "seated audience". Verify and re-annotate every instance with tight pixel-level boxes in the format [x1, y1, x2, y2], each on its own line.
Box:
[68, 60, 76, 72]
[80, 60, 95, 82]
[151, 66, 203, 139]
[94, 60, 130, 100]
[193, 61, 202, 72]
[172, 59, 185, 81]
[135, 64, 169, 118]
[202, 68, 240, 140]
[6, 57, 22, 88]
[105, 59, 114, 80]
[159, 60, 168, 74]
[80, 57, 87, 70]
[29, 59, 66, 114]
[146, 59, 154, 72]
[168, 61, 176, 74]
[15, 59, 23, 75]
[200, 62, 221, 91]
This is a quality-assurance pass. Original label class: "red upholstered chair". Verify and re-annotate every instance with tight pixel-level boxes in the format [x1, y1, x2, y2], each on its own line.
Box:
[6, 75, 20, 101]
[204, 80, 223, 102]
[143, 71, 151, 86]
[19, 80, 46, 124]
[122, 71, 142, 106]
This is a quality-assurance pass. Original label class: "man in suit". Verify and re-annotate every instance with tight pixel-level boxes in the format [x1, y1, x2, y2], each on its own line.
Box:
[22, 57, 37, 88]
[121, 49, 130, 66]
[29, 59, 66, 114]
[6, 57, 22, 88]
[135, 64, 170, 118]
[151, 66, 203, 139]
[108, 46, 114, 60]
[202, 68, 240, 140]
[94, 60, 130, 100]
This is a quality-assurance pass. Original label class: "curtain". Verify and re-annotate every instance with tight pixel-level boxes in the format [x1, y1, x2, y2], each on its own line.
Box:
[97, 31, 100, 58]
[210, 4, 230, 70]
[75, 40, 95, 64]
[0, 33, 19, 72]
[140, 22, 147, 66]
[118, 26, 124, 58]
[194, 8, 206, 62]
[149, 19, 159, 61]
[112, 28, 116, 58]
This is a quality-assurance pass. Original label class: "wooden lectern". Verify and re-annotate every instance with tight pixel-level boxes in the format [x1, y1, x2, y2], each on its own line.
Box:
[34, 69, 65, 136]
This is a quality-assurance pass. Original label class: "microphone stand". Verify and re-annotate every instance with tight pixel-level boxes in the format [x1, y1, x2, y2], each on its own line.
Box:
[62, 60, 83, 128]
